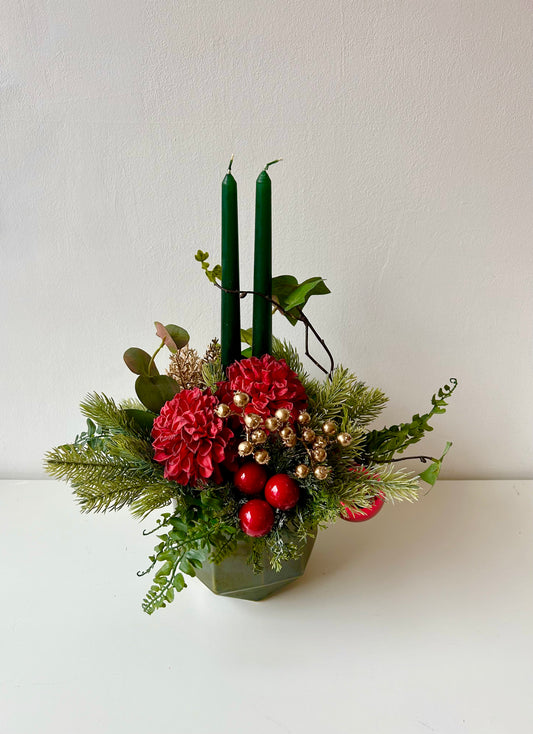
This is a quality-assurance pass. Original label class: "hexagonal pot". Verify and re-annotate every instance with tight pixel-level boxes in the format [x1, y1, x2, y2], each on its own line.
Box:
[195, 532, 316, 601]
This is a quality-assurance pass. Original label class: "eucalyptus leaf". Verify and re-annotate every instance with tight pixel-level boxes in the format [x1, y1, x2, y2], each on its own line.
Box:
[135, 375, 179, 413]
[123, 347, 159, 376]
[154, 322, 190, 353]
[164, 324, 190, 350]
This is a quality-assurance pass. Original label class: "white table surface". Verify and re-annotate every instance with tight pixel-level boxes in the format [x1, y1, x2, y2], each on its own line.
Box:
[1, 479, 532, 734]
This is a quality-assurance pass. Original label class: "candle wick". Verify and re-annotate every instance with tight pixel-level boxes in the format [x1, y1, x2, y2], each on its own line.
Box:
[264, 158, 282, 171]
[228, 155, 234, 173]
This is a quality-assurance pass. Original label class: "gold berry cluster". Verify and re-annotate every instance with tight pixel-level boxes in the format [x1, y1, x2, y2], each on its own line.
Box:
[215, 391, 353, 481]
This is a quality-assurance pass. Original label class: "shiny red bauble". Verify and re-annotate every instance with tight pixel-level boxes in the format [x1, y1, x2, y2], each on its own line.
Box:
[264, 474, 300, 510]
[340, 493, 385, 522]
[239, 499, 275, 537]
[234, 462, 268, 495]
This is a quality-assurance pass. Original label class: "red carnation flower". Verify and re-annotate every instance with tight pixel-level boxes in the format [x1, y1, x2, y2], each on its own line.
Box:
[152, 387, 235, 486]
[218, 355, 308, 421]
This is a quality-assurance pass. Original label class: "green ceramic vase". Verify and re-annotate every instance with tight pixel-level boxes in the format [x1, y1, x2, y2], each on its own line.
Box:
[195, 532, 316, 601]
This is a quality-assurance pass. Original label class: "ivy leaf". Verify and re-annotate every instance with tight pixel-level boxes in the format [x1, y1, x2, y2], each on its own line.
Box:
[272, 275, 330, 326]
[419, 442, 453, 486]
[240, 328, 253, 346]
[283, 277, 330, 311]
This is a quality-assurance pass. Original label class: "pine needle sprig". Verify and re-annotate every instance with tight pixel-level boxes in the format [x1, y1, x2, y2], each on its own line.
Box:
[45, 442, 179, 516]
[272, 337, 311, 389]
[306, 366, 388, 427]
[80, 392, 142, 437]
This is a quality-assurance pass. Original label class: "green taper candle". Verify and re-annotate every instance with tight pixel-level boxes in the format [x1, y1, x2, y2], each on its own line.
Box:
[221, 157, 241, 371]
[252, 160, 280, 356]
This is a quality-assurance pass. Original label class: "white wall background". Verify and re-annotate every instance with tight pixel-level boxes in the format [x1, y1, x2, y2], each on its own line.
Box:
[1, 0, 532, 479]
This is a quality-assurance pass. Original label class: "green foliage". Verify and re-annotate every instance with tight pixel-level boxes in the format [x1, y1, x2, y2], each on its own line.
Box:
[140, 489, 238, 614]
[123, 347, 159, 376]
[73, 419, 109, 450]
[271, 337, 311, 388]
[123, 409, 156, 435]
[271, 275, 330, 325]
[364, 379, 458, 462]
[195, 251, 330, 327]
[45, 439, 179, 517]
[154, 322, 190, 353]
[80, 393, 141, 436]
[305, 366, 388, 427]
[135, 374, 179, 413]
[419, 441, 453, 486]
[46, 393, 179, 518]
[202, 358, 224, 393]
[195, 250, 222, 284]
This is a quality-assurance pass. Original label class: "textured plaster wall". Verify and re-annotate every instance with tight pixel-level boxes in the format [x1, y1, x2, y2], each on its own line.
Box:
[1, 0, 532, 478]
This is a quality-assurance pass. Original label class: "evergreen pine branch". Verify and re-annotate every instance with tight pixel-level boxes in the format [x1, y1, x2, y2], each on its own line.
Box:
[305, 366, 388, 427]
[45, 442, 179, 516]
[80, 392, 141, 436]
[271, 337, 311, 388]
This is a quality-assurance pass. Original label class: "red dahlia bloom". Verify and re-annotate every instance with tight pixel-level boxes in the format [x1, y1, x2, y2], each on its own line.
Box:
[152, 387, 235, 486]
[218, 354, 308, 421]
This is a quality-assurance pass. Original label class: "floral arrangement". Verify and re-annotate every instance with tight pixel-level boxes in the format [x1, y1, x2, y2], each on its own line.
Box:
[45, 160, 456, 613]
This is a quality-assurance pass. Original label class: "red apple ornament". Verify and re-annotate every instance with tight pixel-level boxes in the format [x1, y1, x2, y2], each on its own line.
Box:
[234, 462, 268, 495]
[264, 474, 300, 510]
[239, 499, 275, 537]
[340, 493, 385, 522]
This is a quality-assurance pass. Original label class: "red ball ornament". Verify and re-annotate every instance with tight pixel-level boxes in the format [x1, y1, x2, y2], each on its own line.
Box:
[340, 493, 385, 522]
[234, 462, 268, 495]
[239, 499, 275, 537]
[264, 474, 300, 510]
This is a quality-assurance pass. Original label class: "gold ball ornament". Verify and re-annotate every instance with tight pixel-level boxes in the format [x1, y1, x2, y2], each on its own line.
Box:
[251, 429, 267, 444]
[295, 464, 310, 479]
[313, 435, 328, 448]
[337, 432, 353, 447]
[322, 420, 338, 435]
[216, 403, 231, 418]
[284, 434, 297, 448]
[312, 447, 327, 462]
[233, 391, 250, 408]
[274, 407, 291, 423]
[254, 450, 270, 465]
[238, 440, 253, 457]
[302, 428, 316, 443]
[297, 411, 311, 425]
[314, 465, 331, 480]
[264, 416, 279, 432]
[244, 413, 262, 430]
[280, 426, 294, 440]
